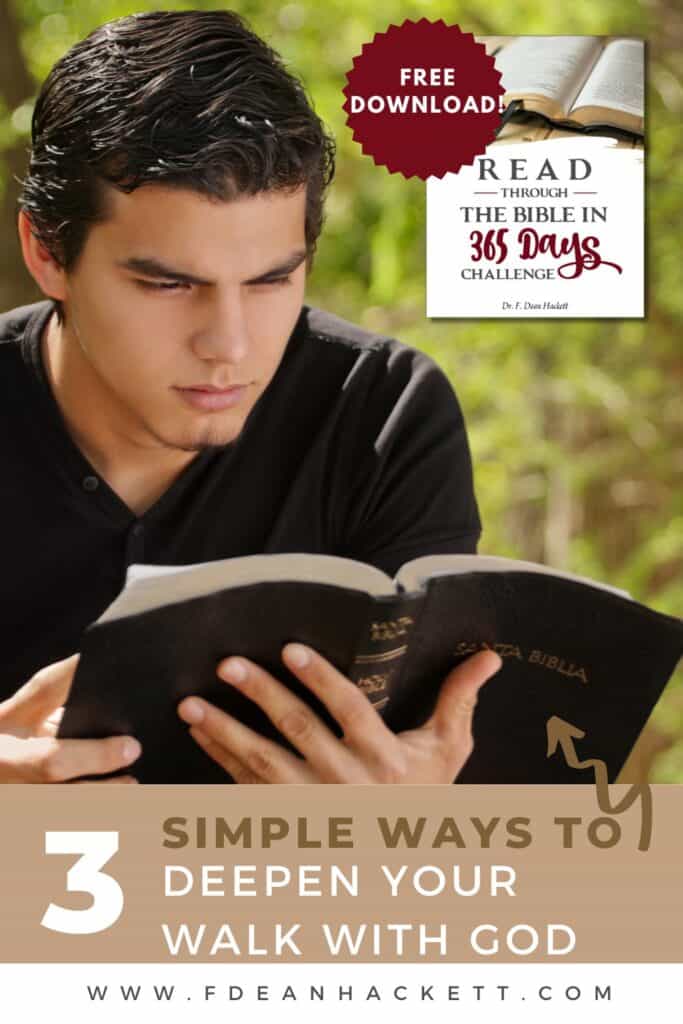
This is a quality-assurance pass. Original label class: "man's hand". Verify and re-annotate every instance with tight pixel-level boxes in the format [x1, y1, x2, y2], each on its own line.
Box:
[0, 656, 141, 783]
[177, 645, 501, 783]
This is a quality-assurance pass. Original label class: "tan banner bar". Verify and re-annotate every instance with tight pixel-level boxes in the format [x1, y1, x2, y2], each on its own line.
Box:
[0, 785, 680, 963]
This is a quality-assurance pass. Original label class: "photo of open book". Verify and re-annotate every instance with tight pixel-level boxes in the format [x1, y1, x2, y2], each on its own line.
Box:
[495, 36, 644, 136]
[59, 553, 682, 785]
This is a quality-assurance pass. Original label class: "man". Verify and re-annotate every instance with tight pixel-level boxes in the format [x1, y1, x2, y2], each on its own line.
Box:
[0, 10, 500, 784]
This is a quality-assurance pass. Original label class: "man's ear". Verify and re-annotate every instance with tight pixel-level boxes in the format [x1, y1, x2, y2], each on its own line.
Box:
[17, 209, 67, 303]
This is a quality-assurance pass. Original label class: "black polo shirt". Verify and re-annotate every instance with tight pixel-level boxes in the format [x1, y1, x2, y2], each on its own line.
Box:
[1, 299, 480, 699]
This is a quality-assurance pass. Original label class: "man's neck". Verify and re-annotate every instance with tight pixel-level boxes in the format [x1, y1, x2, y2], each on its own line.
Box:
[42, 313, 197, 516]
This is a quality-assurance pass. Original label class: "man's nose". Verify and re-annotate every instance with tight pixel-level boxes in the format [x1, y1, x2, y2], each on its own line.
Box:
[190, 291, 249, 364]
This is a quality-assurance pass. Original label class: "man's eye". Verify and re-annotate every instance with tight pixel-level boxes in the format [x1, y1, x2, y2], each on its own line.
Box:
[253, 276, 292, 288]
[136, 280, 189, 292]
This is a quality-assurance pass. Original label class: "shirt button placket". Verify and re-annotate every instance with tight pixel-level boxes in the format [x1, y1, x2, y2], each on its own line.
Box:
[126, 521, 146, 564]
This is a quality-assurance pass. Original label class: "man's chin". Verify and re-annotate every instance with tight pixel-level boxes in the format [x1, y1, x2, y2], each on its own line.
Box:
[153, 421, 244, 452]
[175, 432, 240, 452]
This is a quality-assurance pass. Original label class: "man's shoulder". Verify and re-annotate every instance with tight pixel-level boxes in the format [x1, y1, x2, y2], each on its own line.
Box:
[297, 305, 445, 383]
[0, 299, 52, 351]
[302, 307, 395, 354]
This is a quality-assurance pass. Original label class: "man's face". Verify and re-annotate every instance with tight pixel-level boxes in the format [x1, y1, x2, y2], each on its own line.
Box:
[58, 183, 308, 451]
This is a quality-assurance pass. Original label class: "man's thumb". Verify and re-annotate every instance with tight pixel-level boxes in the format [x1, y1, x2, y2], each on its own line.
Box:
[429, 649, 502, 738]
[0, 655, 79, 727]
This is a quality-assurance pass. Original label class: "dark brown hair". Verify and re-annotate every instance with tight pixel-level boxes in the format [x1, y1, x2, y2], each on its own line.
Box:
[19, 10, 335, 321]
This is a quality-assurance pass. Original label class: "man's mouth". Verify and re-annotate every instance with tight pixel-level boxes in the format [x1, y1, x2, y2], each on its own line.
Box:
[174, 384, 249, 412]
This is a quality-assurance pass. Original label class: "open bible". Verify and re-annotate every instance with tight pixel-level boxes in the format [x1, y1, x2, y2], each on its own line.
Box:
[495, 36, 644, 136]
[58, 553, 682, 784]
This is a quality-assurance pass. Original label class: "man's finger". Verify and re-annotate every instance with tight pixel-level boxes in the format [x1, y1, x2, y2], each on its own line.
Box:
[0, 656, 79, 728]
[279, 644, 407, 777]
[428, 650, 502, 740]
[178, 697, 315, 783]
[73, 775, 139, 785]
[279, 645, 383, 741]
[214, 654, 363, 781]
[0, 733, 141, 783]
[38, 707, 65, 738]
[279, 641, 404, 771]
[189, 727, 264, 784]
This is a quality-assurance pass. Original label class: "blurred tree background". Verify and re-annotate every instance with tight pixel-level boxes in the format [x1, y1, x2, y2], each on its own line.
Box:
[1, 0, 680, 780]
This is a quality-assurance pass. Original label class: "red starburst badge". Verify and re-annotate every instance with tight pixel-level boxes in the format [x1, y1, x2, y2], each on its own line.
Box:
[343, 19, 503, 180]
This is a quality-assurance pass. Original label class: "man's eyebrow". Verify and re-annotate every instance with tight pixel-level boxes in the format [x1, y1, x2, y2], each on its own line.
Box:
[117, 250, 308, 286]
[243, 249, 308, 284]
[117, 257, 213, 286]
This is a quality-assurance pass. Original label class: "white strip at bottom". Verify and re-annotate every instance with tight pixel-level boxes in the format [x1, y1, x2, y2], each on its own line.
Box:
[0, 962, 678, 1023]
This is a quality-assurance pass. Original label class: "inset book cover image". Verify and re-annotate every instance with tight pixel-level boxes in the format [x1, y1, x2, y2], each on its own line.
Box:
[427, 36, 645, 318]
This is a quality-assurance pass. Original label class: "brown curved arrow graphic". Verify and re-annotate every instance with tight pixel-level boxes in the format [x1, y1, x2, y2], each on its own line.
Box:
[546, 716, 653, 852]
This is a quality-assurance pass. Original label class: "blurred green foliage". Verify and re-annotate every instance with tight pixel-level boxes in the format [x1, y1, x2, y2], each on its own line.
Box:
[2, 0, 681, 779]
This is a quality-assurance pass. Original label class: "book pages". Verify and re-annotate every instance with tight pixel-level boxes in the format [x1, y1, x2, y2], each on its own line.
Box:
[496, 37, 602, 114]
[571, 39, 644, 118]
[99, 553, 395, 622]
[396, 553, 630, 597]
